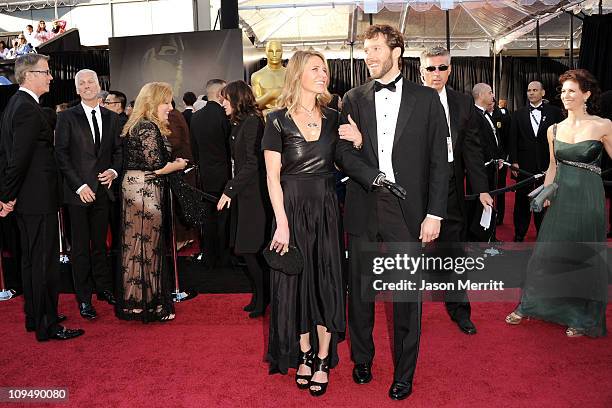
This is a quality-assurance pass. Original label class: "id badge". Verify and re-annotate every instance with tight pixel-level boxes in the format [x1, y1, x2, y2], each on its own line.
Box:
[446, 136, 454, 162]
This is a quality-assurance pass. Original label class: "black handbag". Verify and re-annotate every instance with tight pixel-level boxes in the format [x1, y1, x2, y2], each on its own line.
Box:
[262, 243, 304, 275]
[529, 182, 558, 213]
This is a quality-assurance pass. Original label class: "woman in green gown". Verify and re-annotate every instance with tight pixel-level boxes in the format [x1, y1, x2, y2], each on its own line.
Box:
[506, 69, 612, 337]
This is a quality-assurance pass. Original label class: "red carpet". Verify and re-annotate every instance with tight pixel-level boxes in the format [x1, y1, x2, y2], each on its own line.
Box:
[1, 295, 611, 407]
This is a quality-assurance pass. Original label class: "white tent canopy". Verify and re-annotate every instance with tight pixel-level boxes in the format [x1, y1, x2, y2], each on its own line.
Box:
[238, 0, 612, 52]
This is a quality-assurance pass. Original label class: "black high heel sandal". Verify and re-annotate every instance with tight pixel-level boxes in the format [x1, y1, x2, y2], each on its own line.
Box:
[309, 355, 330, 397]
[295, 349, 314, 389]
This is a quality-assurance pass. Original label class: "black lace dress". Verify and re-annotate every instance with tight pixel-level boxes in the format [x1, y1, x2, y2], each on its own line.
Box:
[115, 119, 174, 322]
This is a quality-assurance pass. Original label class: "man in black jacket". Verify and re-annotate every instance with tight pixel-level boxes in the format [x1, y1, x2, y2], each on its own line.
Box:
[190, 79, 231, 266]
[0, 54, 83, 341]
[509, 81, 563, 242]
[55, 69, 123, 319]
[336, 25, 448, 401]
[420, 46, 492, 335]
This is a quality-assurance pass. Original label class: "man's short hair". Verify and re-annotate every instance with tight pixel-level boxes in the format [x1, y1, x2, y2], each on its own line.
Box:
[419, 46, 451, 67]
[362, 24, 405, 69]
[74, 69, 99, 89]
[97, 90, 109, 100]
[205, 79, 226, 93]
[183, 91, 197, 106]
[472, 83, 491, 100]
[14, 54, 49, 85]
[108, 90, 127, 110]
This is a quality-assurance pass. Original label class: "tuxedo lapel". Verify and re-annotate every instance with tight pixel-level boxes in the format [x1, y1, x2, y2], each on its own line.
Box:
[360, 82, 378, 160]
[392, 78, 416, 149]
[446, 88, 460, 149]
[75, 104, 96, 157]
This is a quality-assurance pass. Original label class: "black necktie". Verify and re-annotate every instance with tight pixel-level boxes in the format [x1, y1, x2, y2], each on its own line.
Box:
[91, 109, 100, 155]
[529, 105, 542, 112]
[374, 75, 401, 92]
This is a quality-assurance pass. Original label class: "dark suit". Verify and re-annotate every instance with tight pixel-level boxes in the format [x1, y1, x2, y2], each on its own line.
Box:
[55, 104, 123, 304]
[469, 107, 505, 240]
[492, 107, 511, 224]
[509, 103, 563, 240]
[0, 90, 62, 340]
[440, 87, 489, 319]
[182, 108, 193, 128]
[336, 77, 449, 385]
[190, 100, 231, 264]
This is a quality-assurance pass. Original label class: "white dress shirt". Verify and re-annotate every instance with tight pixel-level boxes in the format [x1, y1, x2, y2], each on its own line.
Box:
[437, 87, 454, 163]
[76, 102, 117, 194]
[375, 75, 402, 184]
[375, 75, 441, 220]
[529, 102, 543, 137]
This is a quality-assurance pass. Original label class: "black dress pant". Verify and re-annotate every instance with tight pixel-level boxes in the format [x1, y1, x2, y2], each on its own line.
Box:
[16, 212, 61, 341]
[513, 178, 545, 240]
[348, 189, 422, 384]
[496, 166, 507, 224]
[440, 179, 471, 321]
[201, 192, 229, 266]
[69, 187, 112, 304]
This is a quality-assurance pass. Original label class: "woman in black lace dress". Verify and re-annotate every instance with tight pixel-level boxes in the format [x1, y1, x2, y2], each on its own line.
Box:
[116, 82, 188, 322]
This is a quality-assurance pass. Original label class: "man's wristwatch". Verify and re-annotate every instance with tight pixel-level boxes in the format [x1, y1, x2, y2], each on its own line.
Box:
[353, 142, 363, 150]
[373, 172, 386, 187]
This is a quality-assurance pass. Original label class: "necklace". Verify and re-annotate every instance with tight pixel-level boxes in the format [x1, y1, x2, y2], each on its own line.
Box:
[300, 104, 320, 137]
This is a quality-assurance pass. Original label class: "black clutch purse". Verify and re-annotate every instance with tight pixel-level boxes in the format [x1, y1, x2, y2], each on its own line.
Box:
[529, 182, 558, 213]
[262, 243, 304, 275]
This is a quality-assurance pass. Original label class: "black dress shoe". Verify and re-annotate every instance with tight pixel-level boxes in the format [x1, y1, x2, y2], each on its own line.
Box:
[43, 326, 84, 341]
[79, 303, 97, 320]
[26, 314, 67, 332]
[456, 318, 477, 335]
[388, 381, 412, 400]
[352, 363, 372, 384]
[97, 290, 116, 305]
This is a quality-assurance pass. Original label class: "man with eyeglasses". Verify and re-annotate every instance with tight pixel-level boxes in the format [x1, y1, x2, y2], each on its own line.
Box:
[420, 46, 492, 335]
[0, 54, 84, 341]
[103, 90, 128, 128]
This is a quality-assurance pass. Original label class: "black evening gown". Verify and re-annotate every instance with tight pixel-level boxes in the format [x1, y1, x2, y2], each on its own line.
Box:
[262, 107, 345, 374]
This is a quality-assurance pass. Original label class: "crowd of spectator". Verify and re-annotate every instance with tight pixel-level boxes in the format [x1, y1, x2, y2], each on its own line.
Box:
[0, 20, 67, 60]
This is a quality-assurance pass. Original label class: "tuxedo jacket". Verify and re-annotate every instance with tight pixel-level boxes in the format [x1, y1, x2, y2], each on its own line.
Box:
[474, 108, 505, 163]
[55, 103, 123, 206]
[190, 101, 231, 192]
[0, 90, 61, 214]
[509, 103, 563, 175]
[336, 77, 449, 239]
[446, 87, 489, 215]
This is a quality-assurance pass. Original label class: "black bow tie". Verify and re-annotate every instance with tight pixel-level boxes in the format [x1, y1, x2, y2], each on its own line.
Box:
[374, 75, 401, 93]
[529, 105, 542, 112]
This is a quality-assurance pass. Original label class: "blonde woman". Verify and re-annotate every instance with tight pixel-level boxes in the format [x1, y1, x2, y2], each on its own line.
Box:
[116, 82, 188, 322]
[262, 50, 366, 396]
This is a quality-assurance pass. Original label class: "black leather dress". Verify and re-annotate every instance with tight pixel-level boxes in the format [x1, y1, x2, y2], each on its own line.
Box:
[262, 107, 345, 374]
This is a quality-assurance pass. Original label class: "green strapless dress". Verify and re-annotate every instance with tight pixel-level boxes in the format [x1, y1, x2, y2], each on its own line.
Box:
[517, 126, 608, 337]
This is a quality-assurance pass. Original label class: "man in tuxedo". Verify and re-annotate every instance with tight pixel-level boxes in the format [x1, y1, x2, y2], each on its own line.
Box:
[102, 90, 129, 129]
[469, 83, 505, 240]
[419, 46, 492, 335]
[336, 25, 449, 400]
[190, 79, 231, 266]
[182, 91, 196, 127]
[492, 98, 512, 225]
[509, 81, 563, 242]
[0, 54, 83, 341]
[55, 69, 123, 319]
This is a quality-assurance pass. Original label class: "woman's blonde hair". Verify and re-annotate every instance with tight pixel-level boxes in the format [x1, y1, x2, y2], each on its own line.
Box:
[277, 50, 331, 115]
[122, 82, 173, 137]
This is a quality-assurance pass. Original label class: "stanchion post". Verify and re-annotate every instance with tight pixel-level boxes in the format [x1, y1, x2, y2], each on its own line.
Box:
[170, 189, 196, 302]
[0, 241, 15, 301]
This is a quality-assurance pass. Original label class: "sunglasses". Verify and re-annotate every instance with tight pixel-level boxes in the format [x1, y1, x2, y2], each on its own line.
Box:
[425, 64, 449, 72]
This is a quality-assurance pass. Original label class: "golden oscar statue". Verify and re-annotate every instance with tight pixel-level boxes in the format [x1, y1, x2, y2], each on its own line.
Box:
[250, 40, 286, 114]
